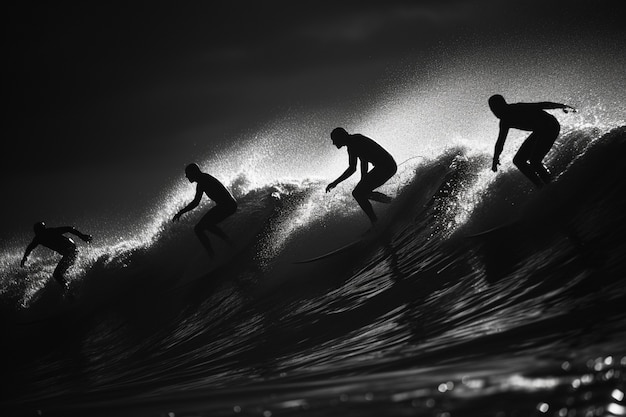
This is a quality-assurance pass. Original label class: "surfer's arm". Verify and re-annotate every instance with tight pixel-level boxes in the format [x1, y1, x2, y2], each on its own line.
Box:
[57, 226, 92, 243]
[173, 188, 202, 221]
[360, 158, 369, 178]
[326, 154, 357, 192]
[21, 240, 38, 267]
[535, 102, 577, 113]
[492, 123, 508, 172]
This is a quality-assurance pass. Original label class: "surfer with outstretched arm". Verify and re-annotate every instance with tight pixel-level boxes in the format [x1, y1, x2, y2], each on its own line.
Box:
[172, 163, 238, 257]
[21, 222, 92, 292]
[326, 127, 397, 224]
[489, 94, 576, 188]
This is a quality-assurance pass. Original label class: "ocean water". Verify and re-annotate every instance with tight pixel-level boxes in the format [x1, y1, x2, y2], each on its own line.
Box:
[1, 124, 625, 417]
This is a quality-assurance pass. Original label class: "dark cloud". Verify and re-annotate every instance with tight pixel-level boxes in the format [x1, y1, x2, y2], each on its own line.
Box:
[3, 1, 624, 173]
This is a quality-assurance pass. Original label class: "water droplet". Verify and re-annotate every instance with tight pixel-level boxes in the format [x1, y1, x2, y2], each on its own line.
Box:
[607, 403, 626, 415]
[537, 402, 549, 413]
[611, 389, 624, 402]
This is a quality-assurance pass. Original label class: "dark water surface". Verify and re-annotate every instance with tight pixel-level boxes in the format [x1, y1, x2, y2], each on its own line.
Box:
[2, 127, 625, 417]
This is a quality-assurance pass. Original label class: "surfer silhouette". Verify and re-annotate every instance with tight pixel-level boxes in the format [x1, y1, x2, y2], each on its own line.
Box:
[489, 94, 576, 188]
[172, 163, 238, 257]
[326, 127, 397, 224]
[21, 221, 92, 291]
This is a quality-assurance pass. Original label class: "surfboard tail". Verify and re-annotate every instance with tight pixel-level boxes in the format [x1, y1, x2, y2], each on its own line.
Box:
[295, 238, 368, 264]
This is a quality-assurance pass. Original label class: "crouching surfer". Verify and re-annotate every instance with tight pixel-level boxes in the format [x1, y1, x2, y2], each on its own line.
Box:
[172, 163, 238, 258]
[489, 94, 576, 188]
[21, 221, 92, 293]
[326, 127, 397, 224]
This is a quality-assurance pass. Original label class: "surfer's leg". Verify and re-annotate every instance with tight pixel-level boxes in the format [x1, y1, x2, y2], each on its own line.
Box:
[513, 134, 544, 188]
[353, 166, 396, 223]
[53, 249, 77, 288]
[367, 164, 397, 203]
[533, 162, 552, 186]
[369, 191, 393, 203]
[206, 224, 234, 246]
[193, 223, 215, 257]
[352, 185, 377, 223]
[529, 124, 560, 186]
[198, 203, 237, 245]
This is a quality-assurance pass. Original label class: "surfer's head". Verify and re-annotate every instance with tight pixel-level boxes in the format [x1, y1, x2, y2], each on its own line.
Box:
[33, 221, 46, 235]
[331, 127, 349, 148]
[488, 94, 507, 117]
[185, 163, 201, 182]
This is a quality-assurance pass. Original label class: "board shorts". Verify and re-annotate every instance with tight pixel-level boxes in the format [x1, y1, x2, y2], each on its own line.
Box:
[53, 247, 78, 284]
[355, 161, 398, 193]
[197, 200, 238, 228]
[516, 116, 560, 163]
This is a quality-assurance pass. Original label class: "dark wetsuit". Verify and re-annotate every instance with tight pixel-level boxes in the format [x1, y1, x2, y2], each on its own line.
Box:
[343, 134, 397, 223]
[195, 173, 238, 228]
[186, 172, 238, 256]
[348, 134, 398, 197]
[502, 103, 561, 168]
[32, 228, 78, 285]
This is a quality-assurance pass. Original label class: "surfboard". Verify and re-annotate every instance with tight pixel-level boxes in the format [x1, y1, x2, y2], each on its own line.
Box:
[465, 220, 519, 238]
[167, 232, 261, 293]
[294, 237, 368, 264]
[172, 247, 235, 290]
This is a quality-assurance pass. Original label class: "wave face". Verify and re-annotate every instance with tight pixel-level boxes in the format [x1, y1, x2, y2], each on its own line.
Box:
[2, 126, 626, 416]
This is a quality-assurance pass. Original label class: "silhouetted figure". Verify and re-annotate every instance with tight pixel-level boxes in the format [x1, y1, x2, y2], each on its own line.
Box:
[172, 163, 237, 257]
[326, 127, 397, 224]
[489, 94, 576, 188]
[21, 221, 92, 290]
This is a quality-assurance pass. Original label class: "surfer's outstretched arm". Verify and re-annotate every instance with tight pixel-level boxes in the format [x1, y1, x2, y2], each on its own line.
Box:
[21, 240, 38, 267]
[173, 187, 202, 221]
[55, 226, 92, 242]
[492, 122, 509, 172]
[326, 154, 357, 192]
[534, 102, 576, 113]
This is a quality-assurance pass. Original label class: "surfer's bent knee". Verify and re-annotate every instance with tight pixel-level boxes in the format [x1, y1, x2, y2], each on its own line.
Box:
[197, 202, 237, 230]
[352, 186, 368, 200]
[513, 153, 529, 168]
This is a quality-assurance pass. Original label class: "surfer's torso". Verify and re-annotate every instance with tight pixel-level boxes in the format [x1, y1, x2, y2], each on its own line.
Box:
[501, 103, 559, 132]
[347, 134, 396, 168]
[196, 173, 237, 207]
[34, 229, 76, 255]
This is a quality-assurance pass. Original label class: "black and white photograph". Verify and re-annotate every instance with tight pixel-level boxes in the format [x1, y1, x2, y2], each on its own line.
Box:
[3, 1, 625, 416]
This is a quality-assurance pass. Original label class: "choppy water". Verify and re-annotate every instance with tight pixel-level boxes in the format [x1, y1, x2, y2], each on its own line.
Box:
[2, 126, 625, 417]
